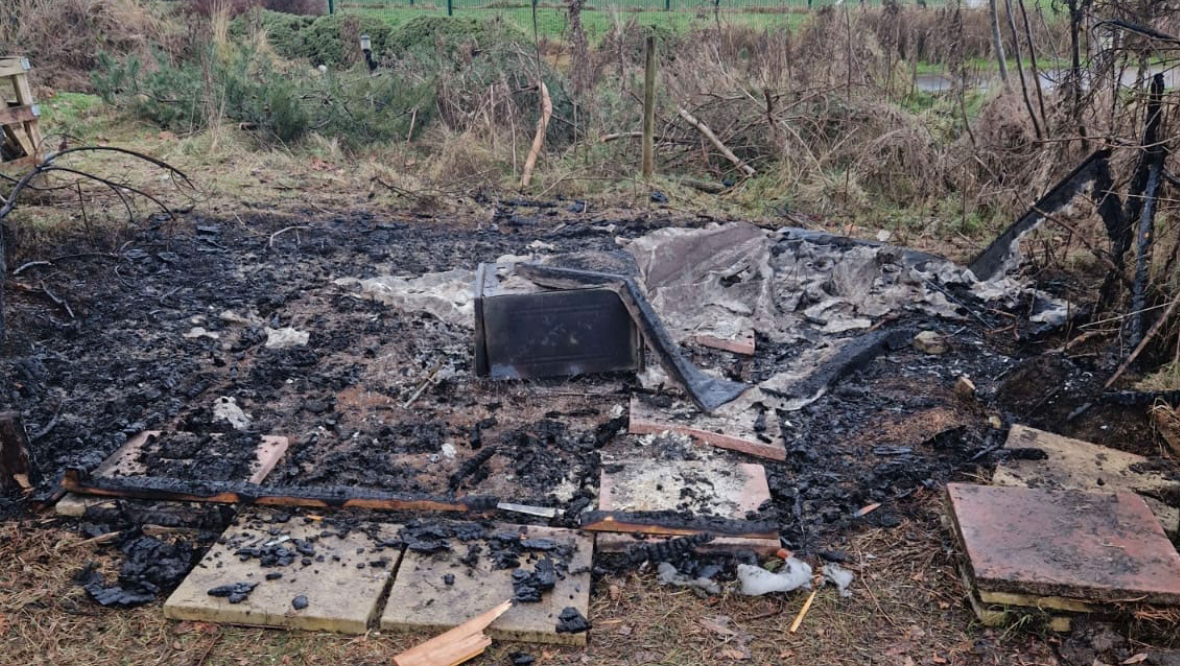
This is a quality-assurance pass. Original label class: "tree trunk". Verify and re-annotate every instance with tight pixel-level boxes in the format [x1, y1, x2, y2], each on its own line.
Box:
[988, 0, 1010, 88]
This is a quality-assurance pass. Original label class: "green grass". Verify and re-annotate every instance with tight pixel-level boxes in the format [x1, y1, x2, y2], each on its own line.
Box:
[345, 5, 807, 40]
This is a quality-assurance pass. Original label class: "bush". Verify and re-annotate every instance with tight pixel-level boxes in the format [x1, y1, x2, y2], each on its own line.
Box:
[94, 15, 575, 151]
[186, 0, 325, 17]
[239, 10, 396, 67]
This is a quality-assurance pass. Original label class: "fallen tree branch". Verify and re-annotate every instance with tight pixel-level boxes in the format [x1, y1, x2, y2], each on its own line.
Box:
[268, 225, 310, 248]
[676, 107, 756, 177]
[520, 81, 552, 189]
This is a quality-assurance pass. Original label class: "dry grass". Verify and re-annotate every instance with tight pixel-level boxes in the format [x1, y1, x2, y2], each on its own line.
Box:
[0, 500, 1066, 666]
[0, 0, 180, 91]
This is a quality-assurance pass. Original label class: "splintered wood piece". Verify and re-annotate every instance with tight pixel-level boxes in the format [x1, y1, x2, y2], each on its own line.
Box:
[0, 412, 34, 492]
[393, 600, 512, 666]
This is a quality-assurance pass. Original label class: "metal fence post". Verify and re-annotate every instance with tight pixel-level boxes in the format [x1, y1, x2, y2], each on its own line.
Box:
[447, 0, 453, 16]
[665, 0, 671, 11]
[327, 0, 334, 14]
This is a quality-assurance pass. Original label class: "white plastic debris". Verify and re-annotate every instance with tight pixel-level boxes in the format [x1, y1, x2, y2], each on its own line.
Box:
[219, 310, 261, 326]
[440, 442, 457, 460]
[658, 562, 721, 596]
[821, 563, 855, 597]
[737, 558, 813, 596]
[183, 327, 219, 340]
[213, 397, 252, 430]
[265, 327, 310, 349]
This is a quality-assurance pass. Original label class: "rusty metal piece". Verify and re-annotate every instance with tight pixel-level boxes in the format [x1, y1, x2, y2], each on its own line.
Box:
[474, 262, 642, 380]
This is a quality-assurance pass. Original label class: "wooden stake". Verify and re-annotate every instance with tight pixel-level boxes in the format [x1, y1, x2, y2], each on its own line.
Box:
[520, 81, 552, 189]
[677, 107, 756, 177]
[642, 34, 656, 180]
[0, 412, 34, 492]
[789, 590, 817, 634]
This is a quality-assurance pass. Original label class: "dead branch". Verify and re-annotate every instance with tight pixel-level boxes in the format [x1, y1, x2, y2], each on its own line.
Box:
[268, 225, 310, 248]
[1104, 295, 1180, 390]
[0, 145, 192, 347]
[520, 81, 552, 189]
[677, 107, 756, 177]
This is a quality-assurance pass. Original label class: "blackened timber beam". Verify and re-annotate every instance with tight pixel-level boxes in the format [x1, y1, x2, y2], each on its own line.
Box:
[62, 469, 498, 513]
[580, 510, 778, 539]
[968, 149, 1119, 281]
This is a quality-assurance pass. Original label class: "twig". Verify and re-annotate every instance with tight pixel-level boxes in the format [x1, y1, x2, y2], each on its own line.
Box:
[676, 107, 756, 177]
[269, 226, 310, 248]
[1104, 295, 1180, 390]
[31, 405, 61, 442]
[40, 285, 75, 319]
[403, 361, 443, 409]
[12, 261, 51, 276]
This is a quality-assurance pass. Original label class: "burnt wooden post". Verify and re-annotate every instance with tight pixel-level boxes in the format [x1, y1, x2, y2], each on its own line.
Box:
[0, 412, 34, 492]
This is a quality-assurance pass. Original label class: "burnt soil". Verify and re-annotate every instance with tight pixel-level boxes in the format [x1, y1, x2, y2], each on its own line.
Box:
[0, 206, 1165, 554]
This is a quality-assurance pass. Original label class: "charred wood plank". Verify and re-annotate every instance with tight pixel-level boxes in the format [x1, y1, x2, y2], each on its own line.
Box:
[580, 510, 778, 539]
[62, 469, 498, 513]
[0, 412, 35, 493]
[968, 149, 1119, 281]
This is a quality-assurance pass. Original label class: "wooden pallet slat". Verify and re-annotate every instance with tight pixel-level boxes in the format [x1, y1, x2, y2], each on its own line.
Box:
[0, 55, 41, 166]
[0, 57, 30, 80]
[0, 104, 37, 126]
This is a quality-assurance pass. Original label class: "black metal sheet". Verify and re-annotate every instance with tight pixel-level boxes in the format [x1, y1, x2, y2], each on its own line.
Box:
[475, 265, 641, 379]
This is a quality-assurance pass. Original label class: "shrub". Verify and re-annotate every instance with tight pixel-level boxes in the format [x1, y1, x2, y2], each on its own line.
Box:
[186, 0, 325, 17]
[239, 10, 396, 67]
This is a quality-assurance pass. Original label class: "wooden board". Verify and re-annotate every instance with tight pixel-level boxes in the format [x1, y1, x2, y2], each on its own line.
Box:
[380, 524, 593, 646]
[694, 330, 756, 356]
[164, 510, 403, 634]
[947, 483, 1180, 605]
[992, 424, 1180, 536]
[629, 395, 785, 461]
[595, 533, 779, 556]
[0, 57, 29, 80]
[0, 104, 37, 126]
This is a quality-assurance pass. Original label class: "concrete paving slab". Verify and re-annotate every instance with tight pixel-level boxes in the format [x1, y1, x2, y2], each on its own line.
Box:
[947, 483, 1180, 605]
[164, 510, 402, 633]
[599, 459, 770, 517]
[992, 424, 1180, 536]
[380, 524, 593, 646]
[596, 459, 776, 549]
[629, 395, 785, 461]
[94, 431, 289, 484]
